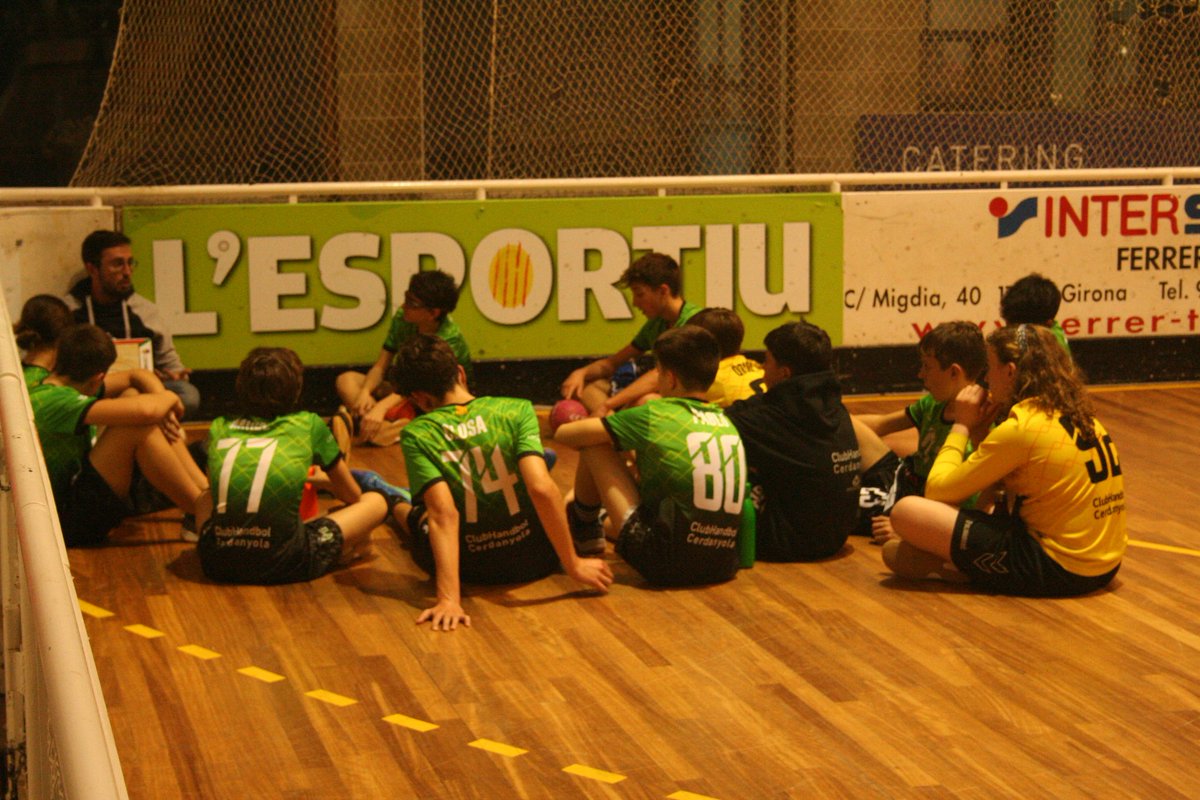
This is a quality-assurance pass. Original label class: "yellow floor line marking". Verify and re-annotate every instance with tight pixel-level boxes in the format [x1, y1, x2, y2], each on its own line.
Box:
[305, 689, 358, 707]
[78, 600, 114, 618]
[383, 713, 439, 732]
[124, 624, 165, 639]
[1129, 539, 1200, 558]
[177, 644, 221, 660]
[237, 666, 286, 683]
[562, 764, 626, 784]
[667, 791, 722, 800]
[1090, 381, 1200, 393]
[468, 738, 528, 758]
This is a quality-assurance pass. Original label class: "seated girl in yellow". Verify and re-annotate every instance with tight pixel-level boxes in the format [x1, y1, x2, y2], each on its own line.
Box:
[883, 324, 1126, 597]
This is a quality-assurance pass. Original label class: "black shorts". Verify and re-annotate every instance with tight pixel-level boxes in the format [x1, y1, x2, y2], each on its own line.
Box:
[950, 509, 1119, 597]
[855, 451, 900, 535]
[854, 452, 922, 536]
[198, 516, 344, 584]
[58, 458, 133, 547]
[615, 505, 738, 587]
[407, 504, 559, 585]
[297, 517, 346, 581]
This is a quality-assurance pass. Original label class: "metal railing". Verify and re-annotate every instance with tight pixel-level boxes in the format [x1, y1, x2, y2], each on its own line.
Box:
[0, 283, 127, 800]
[4, 166, 1200, 208]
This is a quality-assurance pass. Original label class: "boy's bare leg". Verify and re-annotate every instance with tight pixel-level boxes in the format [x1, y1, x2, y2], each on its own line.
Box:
[326, 492, 387, 563]
[171, 436, 210, 491]
[578, 380, 611, 414]
[335, 370, 367, 408]
[90, 425, 204, 514]
[852, 416, 893, 470]
[194, 491, 213, 530]
[576, 445, 640, 537]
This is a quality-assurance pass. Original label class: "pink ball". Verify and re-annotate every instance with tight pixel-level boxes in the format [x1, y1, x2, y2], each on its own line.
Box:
[549, 398, 589, 433]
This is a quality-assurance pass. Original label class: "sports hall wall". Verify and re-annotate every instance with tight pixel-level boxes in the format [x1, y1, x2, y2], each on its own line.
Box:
[4, 183, 1199, 418]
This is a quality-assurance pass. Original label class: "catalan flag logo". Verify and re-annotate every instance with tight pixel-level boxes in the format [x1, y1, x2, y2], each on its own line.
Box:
[488, 243, 534, 309]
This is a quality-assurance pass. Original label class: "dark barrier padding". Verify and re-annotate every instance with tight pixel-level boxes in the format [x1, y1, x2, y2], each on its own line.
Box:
[183, 336, 1200, 421]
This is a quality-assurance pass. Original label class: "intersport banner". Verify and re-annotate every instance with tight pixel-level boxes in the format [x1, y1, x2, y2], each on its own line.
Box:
[843, 188, 1200, 346]
[123, 194, 841, 369]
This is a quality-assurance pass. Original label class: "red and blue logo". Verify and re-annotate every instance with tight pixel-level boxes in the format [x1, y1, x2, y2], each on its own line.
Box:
[989, 196, 1039, 238]
[990, 193, 1200, 239]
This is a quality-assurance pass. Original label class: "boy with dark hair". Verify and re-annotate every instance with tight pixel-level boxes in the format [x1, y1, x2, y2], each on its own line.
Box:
[725, 321, 864, 561]
[195, 347, 393, 584]
[560, 252, 700, 413]
[29, 324, 209, 546]
[855, 320, 988, 540]
[686, 307, 765, 407]
[556, 326, 745, 586]
[335, 270, 472, 445]
[388, 335, 611, 631]
[1000, 273, 1070, 353]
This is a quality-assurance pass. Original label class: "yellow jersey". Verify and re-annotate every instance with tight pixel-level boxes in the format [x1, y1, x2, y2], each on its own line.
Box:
[926, 399, 1126, 577]
[705, 354, 765, 408]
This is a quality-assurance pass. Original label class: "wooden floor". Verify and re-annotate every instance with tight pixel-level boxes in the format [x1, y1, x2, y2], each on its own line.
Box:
[69, 386, 1200, 799]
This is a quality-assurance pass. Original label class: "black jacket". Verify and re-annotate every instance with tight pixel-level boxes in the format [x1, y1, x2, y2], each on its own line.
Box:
[726, 370, 861, 561]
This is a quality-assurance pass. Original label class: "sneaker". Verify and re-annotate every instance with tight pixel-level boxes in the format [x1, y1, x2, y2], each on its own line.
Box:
[881, 540, 960, 581]
[351, 468, 411, 509]
[542, 447, 557, 472]
[181, 513, 199, 543]
[567, 501, 605, 556]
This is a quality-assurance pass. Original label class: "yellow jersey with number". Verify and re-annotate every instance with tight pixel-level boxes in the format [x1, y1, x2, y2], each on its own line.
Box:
[705, 354, 765, 408]
[926, 399, 1126, 577]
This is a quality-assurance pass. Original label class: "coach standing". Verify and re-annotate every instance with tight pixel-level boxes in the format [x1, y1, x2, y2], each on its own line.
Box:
[65, 229, 201, 417]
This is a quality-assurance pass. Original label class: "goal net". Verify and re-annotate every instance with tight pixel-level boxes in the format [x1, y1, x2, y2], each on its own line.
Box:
[71, 0, 1200, 187]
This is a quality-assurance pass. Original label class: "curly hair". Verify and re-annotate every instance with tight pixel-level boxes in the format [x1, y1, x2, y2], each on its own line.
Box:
[391, 334, 460, 397]
[407, 270, 460, 319]
[988, 324, 1095, 439]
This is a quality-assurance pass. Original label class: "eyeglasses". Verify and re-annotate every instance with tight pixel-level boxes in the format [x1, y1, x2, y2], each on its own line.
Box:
[402, 293, 427, 309]
[101, 257, 137, 271]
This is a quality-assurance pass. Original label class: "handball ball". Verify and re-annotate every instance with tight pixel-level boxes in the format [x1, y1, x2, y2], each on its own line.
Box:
[549, 399, 589, 433]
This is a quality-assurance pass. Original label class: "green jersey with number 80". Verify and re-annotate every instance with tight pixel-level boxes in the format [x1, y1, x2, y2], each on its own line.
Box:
[401, 397, 556, 582]
[604, 397, 746, 549]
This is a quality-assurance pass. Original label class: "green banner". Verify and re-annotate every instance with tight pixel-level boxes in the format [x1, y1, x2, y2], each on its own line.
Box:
[123, 194, 842, 370]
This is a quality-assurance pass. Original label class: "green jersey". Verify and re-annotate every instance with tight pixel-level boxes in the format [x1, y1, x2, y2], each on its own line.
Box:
[199, 412, 341, 583]
[1049, 320, 1071, 354]
[906, 393, 978, 508]
[382, 312, 473, 382]
[23, 363, 49, 388]
[401, 396, 556, 583]
[28, 383, 98, 500]
[630, 301, 700, 352]
[604, 396, 745, 552]
[906, 393, 954, 480]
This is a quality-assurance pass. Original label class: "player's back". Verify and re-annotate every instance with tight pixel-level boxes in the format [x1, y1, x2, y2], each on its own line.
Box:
[400, 396, 557, 583]
[200, 411, 340, 583]
[608, 398, 745, 540]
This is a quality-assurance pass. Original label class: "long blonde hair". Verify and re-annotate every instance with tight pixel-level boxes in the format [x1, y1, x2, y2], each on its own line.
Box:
[987, 324, 1095, 439]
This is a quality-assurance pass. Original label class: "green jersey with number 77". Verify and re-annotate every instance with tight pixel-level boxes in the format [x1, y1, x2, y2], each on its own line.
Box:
[201, 412, 343, 580]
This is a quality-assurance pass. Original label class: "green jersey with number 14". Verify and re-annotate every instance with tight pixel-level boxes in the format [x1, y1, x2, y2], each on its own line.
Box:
[401, 396, 557, 582]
